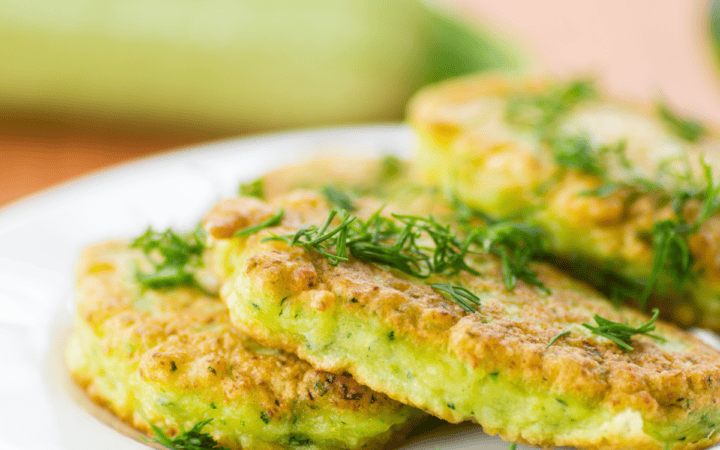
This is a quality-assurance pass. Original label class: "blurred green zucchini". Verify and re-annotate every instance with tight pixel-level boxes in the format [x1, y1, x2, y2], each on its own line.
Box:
[0, 0, 522, 132]
[710, 0, 720, 75]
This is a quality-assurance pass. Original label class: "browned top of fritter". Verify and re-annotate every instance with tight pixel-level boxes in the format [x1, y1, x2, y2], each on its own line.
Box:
[406, 74, 549, 145]
[74, 241, 406, 418]
[205, 191, 720, 427]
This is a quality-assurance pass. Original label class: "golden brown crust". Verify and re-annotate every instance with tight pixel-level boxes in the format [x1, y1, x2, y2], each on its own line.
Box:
[261, 158, 389, 201]
[203, 197, 276, 239]
[208, 192, 720, 442]
[70, 241, 411, 438]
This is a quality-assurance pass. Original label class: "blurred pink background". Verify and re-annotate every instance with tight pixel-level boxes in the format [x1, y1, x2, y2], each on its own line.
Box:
[3, 0, 720, 206]
[452, 0, 720, 122]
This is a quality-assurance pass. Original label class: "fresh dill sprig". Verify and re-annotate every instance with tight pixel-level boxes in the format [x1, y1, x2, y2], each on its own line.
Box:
[658, 102, 707, 143]
[505, 79, 596, 133]
[431, 282, 481, 313]
[347, 212, 430, 278]
[640, 219, 693, 306]
[506, 80, 626, 180]
[478, 222, 549, 294]
[582, 309, 665, 352]
[393, 213, 481, 277]
[265, 206, 550, 295]
[550, 134, 606, 176]
[448, 198, 550, 292]
[550, 134, 634, 179]
[131, 226, 206, 291]
[265, 210, 446, 278]
[267, 210, 357, 266]
[150, 419, 229, 450]
[694, 158, 720, 223]
[238, 178, 265, 199]
[234, 209, 285, 238]
[321, 186, 356, 212]
[638, 159, 720, 306]
[546, 330, 571, 348]
[573, 158, 720, 308]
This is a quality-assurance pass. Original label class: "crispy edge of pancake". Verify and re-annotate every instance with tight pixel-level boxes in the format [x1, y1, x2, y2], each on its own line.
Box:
[66, 240, 421, 450]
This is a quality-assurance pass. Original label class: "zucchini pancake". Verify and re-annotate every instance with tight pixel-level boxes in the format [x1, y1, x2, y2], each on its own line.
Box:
[207, 189, 720, 450]
[66, 238, 420, 449]
[407, 74, 720, 330]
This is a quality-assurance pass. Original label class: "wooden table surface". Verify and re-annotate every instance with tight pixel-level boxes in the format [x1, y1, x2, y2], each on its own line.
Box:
[2, 0, 719, 207]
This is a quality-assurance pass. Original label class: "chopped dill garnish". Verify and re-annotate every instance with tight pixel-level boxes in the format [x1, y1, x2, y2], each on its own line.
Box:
[572, 157, 720, 308]
[321, 186, 356, 211]
[432, 283, 481, 313]
[131, 226, 206, 291]
[392, 213, 480, 277]
[692, 158, 720, 224]
[640, 219, 693, 305]
[150, 419, 229, 450]
[273, 209, 357, 266]
[658, 102, 707, 143]
[550, 134, 606, 176]
[505, 79, 596, 133]
[574, 156, 720, 309]
[234, 209, 285, 238]
[638, 159, 720, 306]
[238, 178, 265, 199]
[267, 209, 416, 277]
[505, 79, 623, 179]
[550, 135, 631, 178]
[479, 222, 549, 294]
[265, 207, 549, 293]
[443, 197, 549, 293]
[582, 309, 665, 352]
[546, 330, 571, 348]
[346, 214, 432, 279]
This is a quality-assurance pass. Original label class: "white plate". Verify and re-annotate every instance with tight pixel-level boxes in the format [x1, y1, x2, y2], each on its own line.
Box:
[0, 125, 520, 450]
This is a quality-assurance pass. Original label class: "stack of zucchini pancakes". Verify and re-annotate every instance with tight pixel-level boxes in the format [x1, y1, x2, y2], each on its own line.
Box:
[67, 74, 720, 450]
